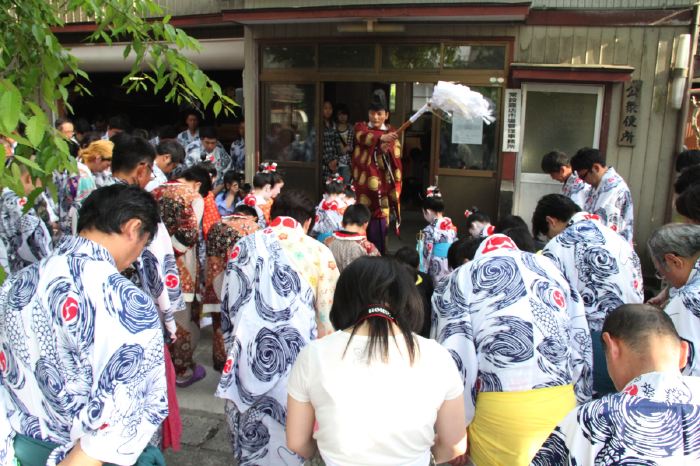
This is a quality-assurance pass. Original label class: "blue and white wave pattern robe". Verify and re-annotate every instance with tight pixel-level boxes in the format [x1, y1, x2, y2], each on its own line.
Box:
[665, 258, 700, 377]
[216, 218, 338, 466]
[532, 371, 700, 465]
[177, 129, 199, 148]
[583, 167, 634, 242]
[432, 234, 593, 423]
[184, 139, 232, 187]
[0, 188, 52, 277]
[420, 216, 457, 285]
[0, 236, 168, 465]
[562, 173, 590, 210]
[542, 212, 644, 333]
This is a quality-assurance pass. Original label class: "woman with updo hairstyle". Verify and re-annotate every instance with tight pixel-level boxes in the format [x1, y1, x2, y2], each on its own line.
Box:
[286, 256, 467, 466]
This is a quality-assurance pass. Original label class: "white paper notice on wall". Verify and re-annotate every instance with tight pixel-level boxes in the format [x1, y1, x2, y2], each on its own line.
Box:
[502, 89, 522, 152]
[451, 115, 483, 145]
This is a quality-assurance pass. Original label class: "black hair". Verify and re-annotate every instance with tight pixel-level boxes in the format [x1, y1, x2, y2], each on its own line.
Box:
[325, 176, 345, 195]
[674, 165, 700, 195]
[79, 131, 102, 149]
[183, 108, 200, 120]
[368, 89, 388, 112]
[570, 147, 606, 172]
[108, 115, 130, 132]
[494, 215, 528, 233]
[270, 188, 315, 225]
[602, 304, 681, 352]
[54, 117, 73, 129]
[223, 170, 241, 190]
[74, 118, 90, 135]
[157, 125, 179, 140]
[394, 246, 419, 269]
[240, 182, 252, 197]
[199, 126, 217, 140]
[233, 204, 259, 221]
[501, 227, 536, 253]
[676, 183, 700, 223]
[344, 185, 356, 199]
[447, 237, 481, 269]
[271, 171, 284, 186]
[335, 103, 349, 118]
[200, 161, 217, 179]
[179, 165, 212, 197]
[676, 149, 700, 173]
[111, 133, 156, 174]
[156, 140, 185, 165]
[540, 150, 570, 174]
[132, 128, 149, 140]
[77, 184, 159, 241]
[531, 194, 581, 239]
[253, 171, 274, 189]
[465, 208, 490, 233]
[422, 188, 445, 213]
[342, 204, 371, 227]
[330, 256, 422, 364]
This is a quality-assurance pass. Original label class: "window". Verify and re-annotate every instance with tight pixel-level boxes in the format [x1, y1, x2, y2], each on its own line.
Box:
[443, 45, 506, 70]
[262, 45, 315, 69]
[319, 44, 375, 69]
[520, 85, 603, 174]
[438, 87, 501, 171]
[382, 44, 441, 69]
[261, 84, 316, 162]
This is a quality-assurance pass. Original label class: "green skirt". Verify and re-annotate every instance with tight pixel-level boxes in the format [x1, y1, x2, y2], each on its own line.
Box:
[13, 434, 166, 466]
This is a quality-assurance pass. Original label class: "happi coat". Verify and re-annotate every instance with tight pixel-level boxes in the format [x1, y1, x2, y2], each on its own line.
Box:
[432, 234, 593, 423]
[216, 216, 339, 466]
[542, 212, 644, 333]
[665, 258, 700, 377]
[583, 167, 634, 242]
[562, 173, 590, 210]
[230, 138, 246, 173]
[101, 176, 184, 335]
[184, 139, 232, 184]
[53, 162, 97, 237]
[352, 122, 402, 224]
[532, 371, 700, 465]
[419, 216, 457, 285]
[177, 129, 199, 148]
[0, 188, 52, 276]
[0, 236, 168, 465]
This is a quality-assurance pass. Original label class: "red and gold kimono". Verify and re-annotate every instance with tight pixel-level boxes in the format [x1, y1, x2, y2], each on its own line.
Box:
[151, 181, 204, 302]
[351, 122, 402, 226]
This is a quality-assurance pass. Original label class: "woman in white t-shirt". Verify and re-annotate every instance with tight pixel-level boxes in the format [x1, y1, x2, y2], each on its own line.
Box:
[286, 256, 467, 466]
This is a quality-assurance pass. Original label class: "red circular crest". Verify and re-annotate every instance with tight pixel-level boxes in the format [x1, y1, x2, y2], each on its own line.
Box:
[17, 198, 27, 208]
[223, 357, 234, 374]
[165, 274, 179, 289]
[624, 384, 638, 396]
[552, 290, 565, 308]
[230, 246, 241, 260]
[481, 235, 516, 254]
[61, 297, 78, 322]
[0, 351, 6, 372]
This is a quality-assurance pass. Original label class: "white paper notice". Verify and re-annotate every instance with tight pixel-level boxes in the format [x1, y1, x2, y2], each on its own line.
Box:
[451, 115, 483, 145]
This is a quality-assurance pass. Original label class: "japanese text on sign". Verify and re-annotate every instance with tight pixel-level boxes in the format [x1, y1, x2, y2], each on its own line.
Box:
[502, 89, 522, 152]
[618, 80, 642, 147]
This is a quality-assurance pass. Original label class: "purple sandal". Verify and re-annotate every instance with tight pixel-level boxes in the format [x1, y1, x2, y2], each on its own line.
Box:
[176, 364, 206, 388]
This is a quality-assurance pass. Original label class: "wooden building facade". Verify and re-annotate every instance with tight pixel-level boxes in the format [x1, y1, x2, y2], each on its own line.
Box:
[60, 0, 698, 274]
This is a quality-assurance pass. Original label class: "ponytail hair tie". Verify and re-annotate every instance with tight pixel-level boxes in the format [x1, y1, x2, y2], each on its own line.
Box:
[258, 162, 277, 173]
[357, 304, 395, 324]
[426, 185, 441, 198]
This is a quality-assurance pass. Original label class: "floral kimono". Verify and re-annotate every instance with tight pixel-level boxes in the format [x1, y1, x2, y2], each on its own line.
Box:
[532, 371, 700, 465]
[216, 216, 339, 466]
[418, 216, 457, 285]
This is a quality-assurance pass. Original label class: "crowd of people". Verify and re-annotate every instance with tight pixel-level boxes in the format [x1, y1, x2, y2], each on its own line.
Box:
[0, 93, 698, 466]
